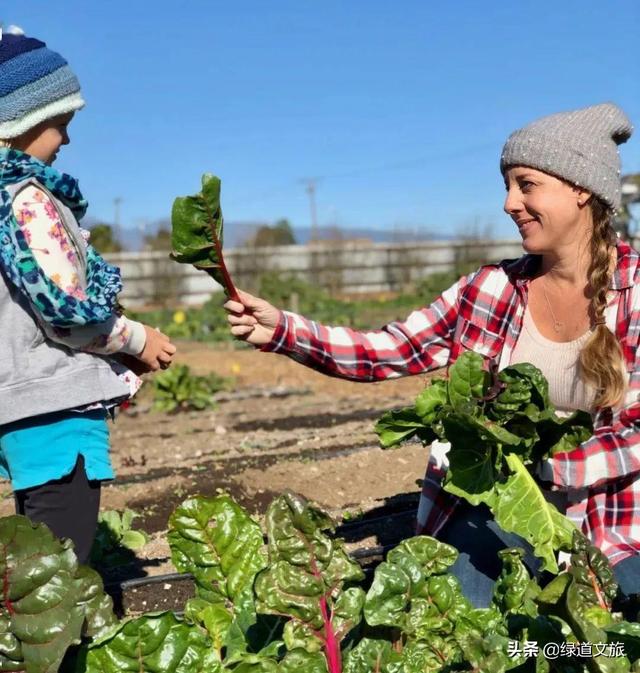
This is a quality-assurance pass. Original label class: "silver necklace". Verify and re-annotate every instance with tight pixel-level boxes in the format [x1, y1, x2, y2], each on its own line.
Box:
[541, 277, 563, 333]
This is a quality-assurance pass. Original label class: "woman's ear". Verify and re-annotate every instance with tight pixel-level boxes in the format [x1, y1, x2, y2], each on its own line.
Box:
[575, 187, 592, 208]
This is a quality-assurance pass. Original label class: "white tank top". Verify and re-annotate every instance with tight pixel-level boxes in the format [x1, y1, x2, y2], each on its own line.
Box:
[510, 305, 597, 414]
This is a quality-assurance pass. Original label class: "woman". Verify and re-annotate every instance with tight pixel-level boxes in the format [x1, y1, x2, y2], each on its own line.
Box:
[225, 102, 638, 607]
[0, 27, 176, 563]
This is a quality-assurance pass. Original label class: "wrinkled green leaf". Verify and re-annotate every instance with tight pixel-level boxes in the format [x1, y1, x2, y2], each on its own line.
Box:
[255, 493, 364, 663]
[492, 548, 540, 617]
[374, 408, 435, 449]
[500, 363, 551, 409]
[492, 454, 576, 574]
[83, 612, 212, 673]
[183, 598, 233, 661]
[279, 649, 329, 673]
[364, 536, 468, 638]
[343, 639, 402, 673]
[171, 174, 237, 298]
[74, 566, 117, 638]
[448, 351, 486, 411]
[386, 537, 458, 579]
[415, 379, 447, 424]
[363, 561, 412, 628]
[0, 516, 94, 673]
[171, 174, 220, 260]
[442, 413, 520, 505]
[168, 495, 267, 613]
[534, 410, 593, 462]
[400, 637, 464, 672]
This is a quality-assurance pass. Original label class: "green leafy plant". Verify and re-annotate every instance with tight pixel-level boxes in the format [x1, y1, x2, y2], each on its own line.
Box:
[2, 493, 640, 672]
[152, 364, 228, 413]
[171, 173, 239, 300]
[90, 509, 150, 567]
[375, 352, 594, 573]
[0, 516, 115, 673]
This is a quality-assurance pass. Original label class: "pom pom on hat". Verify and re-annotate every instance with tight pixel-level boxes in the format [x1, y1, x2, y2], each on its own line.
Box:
[0, 25, 84, 139]
[0, 25, 25, 37]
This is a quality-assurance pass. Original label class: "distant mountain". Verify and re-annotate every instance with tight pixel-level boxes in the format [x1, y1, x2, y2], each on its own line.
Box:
[290, 225, 444, 245]
[86, 217, 445, 251]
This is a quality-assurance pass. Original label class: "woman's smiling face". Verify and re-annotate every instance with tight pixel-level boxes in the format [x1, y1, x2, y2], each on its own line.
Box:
[503, 166, 591, 254]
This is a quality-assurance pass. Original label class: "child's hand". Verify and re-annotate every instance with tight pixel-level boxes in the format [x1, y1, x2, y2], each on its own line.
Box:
[116, 353, 155, 376]
[138, 325, 177, 371]
[224, 289, 281, 346]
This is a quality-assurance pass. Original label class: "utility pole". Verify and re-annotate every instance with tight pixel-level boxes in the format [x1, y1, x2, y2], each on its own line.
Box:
[300, 178, 320, 242]
[113, 197, 123, 244]
[136, 218, 148, 251]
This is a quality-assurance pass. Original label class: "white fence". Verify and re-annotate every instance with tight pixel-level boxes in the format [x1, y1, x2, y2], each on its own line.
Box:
[104, 239, 527, 306]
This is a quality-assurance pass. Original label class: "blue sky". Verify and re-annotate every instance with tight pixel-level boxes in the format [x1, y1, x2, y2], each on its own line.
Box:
[5, 1, 639, 243]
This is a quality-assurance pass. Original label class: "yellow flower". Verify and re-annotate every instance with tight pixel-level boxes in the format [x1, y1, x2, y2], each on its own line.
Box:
[230, 363, 241, 374]
[173, 310, 186, 325]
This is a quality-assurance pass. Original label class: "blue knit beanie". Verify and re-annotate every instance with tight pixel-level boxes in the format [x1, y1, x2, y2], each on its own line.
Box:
[0, 25, 84, 139]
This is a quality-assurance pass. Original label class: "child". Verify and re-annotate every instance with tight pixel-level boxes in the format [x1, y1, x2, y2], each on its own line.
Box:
[0, 26, 176, 563]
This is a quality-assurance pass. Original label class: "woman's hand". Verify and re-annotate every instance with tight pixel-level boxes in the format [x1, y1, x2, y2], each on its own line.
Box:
[138, 325, 177, 371]
[224, 290, 281, 346]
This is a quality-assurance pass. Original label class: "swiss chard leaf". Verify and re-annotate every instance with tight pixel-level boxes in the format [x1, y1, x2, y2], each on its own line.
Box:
[279, 649, 330, 673]
[82, 612, 213, 673]
[447, 352, 486, 412]
[254, 493, 364, 673]
[168, 495, 267, 614]
[532, 409, 593, 461]
[0, 516, 111, 673]
[491, 548, 540, 617]
[342, 638, 402, 673]
[500, 362, 551, 410]
[364, 536, 468, 638]
[373, 407, 435, 449]
[492, 454, 576, 574]
[171, 174, 239, 300]
[442, 413, 520, 505]
[414, 379, 448, 425]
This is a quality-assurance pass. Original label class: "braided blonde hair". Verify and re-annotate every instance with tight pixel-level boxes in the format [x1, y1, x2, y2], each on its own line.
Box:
[579, 198, 626, 408]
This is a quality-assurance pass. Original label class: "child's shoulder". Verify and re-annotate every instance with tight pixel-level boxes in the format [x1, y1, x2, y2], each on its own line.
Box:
[10, 180, 56, 208]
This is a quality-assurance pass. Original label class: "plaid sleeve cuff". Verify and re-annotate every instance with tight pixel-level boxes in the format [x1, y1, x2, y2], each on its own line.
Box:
[260, 310, 295, 353]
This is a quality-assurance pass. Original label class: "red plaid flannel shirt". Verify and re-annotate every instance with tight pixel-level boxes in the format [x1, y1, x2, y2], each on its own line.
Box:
[264, 240, 640, 565]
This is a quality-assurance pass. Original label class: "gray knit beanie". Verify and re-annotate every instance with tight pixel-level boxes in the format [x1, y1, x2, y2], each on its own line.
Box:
[500, 102, 633, 210]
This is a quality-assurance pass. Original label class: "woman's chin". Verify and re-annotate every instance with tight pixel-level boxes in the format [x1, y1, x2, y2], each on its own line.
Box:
[520, 236, 544, 254]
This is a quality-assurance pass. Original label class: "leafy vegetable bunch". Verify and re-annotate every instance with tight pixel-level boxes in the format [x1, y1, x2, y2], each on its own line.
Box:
[375, 351, 594, 573]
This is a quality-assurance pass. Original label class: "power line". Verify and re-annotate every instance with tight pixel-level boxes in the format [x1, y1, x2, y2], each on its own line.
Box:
[226, 140, 500, 209]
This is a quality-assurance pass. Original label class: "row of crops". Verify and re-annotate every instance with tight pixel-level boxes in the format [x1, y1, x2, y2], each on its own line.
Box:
[3, 352, 640, 672]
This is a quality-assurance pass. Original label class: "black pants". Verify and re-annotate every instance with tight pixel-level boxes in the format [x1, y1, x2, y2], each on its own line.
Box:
[14, 455, 101, 564]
